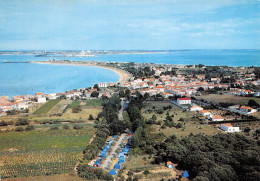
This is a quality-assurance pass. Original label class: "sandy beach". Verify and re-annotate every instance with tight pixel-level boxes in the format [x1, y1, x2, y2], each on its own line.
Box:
[33, 61, 132, 83]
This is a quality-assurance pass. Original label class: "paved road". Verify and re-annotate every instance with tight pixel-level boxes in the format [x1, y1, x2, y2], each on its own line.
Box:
[102, 133, 126, 170]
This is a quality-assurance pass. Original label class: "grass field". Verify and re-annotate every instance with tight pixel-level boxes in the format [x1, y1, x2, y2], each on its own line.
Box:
[143, 100, 221, 137]
[85, 99, 105, 107]
[33, 99, 62, 115]
[0, 125, 95, 179]
[196, 94, 260, 105]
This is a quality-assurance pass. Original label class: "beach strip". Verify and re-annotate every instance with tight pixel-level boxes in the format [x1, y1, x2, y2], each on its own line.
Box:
[33, 61, 132, 83]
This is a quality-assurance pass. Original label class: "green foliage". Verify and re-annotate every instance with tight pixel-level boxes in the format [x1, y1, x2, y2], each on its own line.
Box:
[86, 99, 105, 106]
[156, 134, 260, 181]
[15, 118, 29, 126]
[88, 114, 94, 120]
[33, 99, 61, 115]
[72, 106, 82, 113]
[77, 163, 113, 180]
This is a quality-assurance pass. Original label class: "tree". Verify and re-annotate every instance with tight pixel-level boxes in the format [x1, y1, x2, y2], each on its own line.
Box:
[244, 127, 251, 133]
[91, 91, 99, 97]
[88, 114, 94, 120]
[15, 118, 29, 126]
[248, 99, 259, 107]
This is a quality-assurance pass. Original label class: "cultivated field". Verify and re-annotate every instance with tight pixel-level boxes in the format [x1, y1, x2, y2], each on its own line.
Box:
[195, 94, 260, 105]
[0, 125, 95, 179]
[33, 99, 62, 115]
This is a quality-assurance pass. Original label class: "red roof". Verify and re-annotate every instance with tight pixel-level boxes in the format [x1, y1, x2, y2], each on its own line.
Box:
[178, 98, 191, 100]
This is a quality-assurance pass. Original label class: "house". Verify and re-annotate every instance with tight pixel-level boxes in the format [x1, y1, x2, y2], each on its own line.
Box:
[240, 106, 257, 114]
[13, 102, 29, 110]
[209, 114, 224, 121]
[177, 98, 191, 105]
[220, 123, 240, 133]
[37, 96, 46, 103]
[0, 111, 7, 116]
[46, 93, 58, 100]
[98, 82, 108, 88]
[199, 110, 211, 116]
[190, 105, 203, 111]
[166, 161, 173, 168]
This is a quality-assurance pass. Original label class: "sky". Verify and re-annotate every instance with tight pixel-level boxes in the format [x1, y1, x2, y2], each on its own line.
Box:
[0, 0, 259, 50]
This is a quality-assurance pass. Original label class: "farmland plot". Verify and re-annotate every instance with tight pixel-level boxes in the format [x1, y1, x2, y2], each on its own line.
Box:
[0, 126, 95, 179]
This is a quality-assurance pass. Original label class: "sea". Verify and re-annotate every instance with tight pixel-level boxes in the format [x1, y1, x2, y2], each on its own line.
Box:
[0, 50, 259, 98]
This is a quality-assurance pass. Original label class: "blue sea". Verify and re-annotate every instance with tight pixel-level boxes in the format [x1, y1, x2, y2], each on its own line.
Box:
[0, 50, 259, 98]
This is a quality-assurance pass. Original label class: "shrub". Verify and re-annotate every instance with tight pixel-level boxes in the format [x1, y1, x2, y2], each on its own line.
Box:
[15, 126, 24, 132]
[25, 125, 35, 131]
[63, 125, 70, 130]
[15, 118, 29, 126]
[50, 126, 59, 130]
[73, 124, 83, 129]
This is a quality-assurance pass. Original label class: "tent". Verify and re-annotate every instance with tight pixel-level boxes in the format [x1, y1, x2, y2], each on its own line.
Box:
[118, 152, 125, 158]
[93, 160, 101, 167]
[119, 156, 125, 164]
[114, 163, 121, 169]
[166, 161, 173, 168]
[109, 169, 117, 175]
[99, 151, 107, 158]
[182, 171, 189, 178]
[113, 135, 118, 139]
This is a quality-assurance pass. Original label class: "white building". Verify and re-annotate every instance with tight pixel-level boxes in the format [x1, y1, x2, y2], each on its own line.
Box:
[37, 97, 46, 103]
[177, 98, 191, 105]
[98, 82, 108, 88]
[240, 106, 257, 115]
[209, 114, 224, 121]
[46, 93, 58, 100]
[220, 123, 240, 133]
[190, 105, 203, 111]
[13, 102, 29, 110]
[199, 110, 211, 116]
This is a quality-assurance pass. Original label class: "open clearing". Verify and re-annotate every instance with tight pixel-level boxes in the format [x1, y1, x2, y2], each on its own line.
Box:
[195, 94, 260, 105]
[143, 100, 221, 137]
[0, 125, 95, 179]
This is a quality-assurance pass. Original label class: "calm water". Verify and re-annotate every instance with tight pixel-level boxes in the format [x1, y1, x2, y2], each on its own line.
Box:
[0, 50, 259, 98]
[0, 63, 119, 98]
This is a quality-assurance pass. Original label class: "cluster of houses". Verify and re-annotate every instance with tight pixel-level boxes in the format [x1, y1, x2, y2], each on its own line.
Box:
[0, 83, 112, 116]
[119, 74, 230, 98]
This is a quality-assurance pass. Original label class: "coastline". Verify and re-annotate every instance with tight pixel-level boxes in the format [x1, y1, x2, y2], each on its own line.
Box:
[32, 61, 132, 83]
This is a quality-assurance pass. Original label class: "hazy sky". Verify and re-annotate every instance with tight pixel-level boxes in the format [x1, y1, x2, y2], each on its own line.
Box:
[0, 0, 259, 50]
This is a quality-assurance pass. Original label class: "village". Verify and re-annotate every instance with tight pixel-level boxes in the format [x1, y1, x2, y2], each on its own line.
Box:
[0, 62, 260, 180]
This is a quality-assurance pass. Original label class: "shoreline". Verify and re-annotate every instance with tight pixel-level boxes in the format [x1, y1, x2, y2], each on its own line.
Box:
[32, 61, 132, 83]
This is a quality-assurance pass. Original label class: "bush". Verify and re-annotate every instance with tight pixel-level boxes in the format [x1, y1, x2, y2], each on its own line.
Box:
[15, 118, 29, 126]
[73, 124, 83, 129]
[72, 106, 82, 113]
[15, 126, 24, 132]
[50, 126, 59, 130]
[63, 125, 70, 130]
[25, 125, 35, 131]
[88, 114, 94, 120]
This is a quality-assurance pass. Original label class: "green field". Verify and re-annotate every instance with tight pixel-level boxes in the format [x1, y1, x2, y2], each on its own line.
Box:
[85, 99, 105, 107]
[33, 99, 62, 115]
[63, 101, 81, 113]
[196, 94, 260, 105]
[0, 125, 95, 179]
[143, 100, 221, 137]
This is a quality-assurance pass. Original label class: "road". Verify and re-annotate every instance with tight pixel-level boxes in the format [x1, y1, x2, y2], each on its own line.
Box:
[118, 98, 126, 121]
[102, 133, 127, 170]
